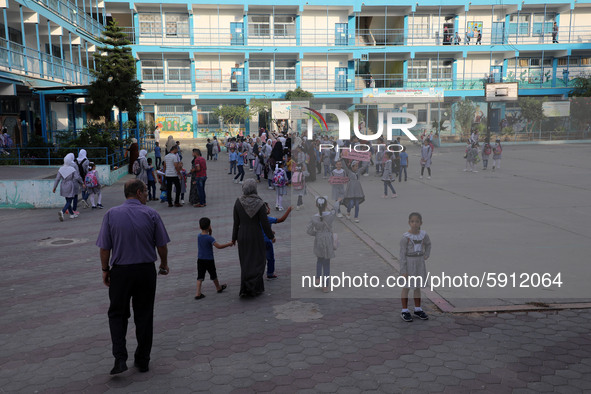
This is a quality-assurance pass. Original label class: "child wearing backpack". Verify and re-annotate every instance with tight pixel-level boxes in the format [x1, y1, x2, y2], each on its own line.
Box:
[84, 162, 103, 209]
[492, 139, 502, 171]
[292, 164, 306, 210]
[254, 152, 264, 182]
[481, 139, 492, 170]
[273, 162, 288, 211]
[331, 160, 347, 218]
[146, 158, 157, 201]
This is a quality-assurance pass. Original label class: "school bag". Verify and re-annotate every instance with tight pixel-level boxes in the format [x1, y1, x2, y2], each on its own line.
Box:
[483, 144, 492, 156]
[273, 168, 287, 187]
[85, 171, 99, 188]
[132, 159, 141, 175]
[494, 144, 503, 155]
[76, 157, 88, 178]
[292, 170, 304, 190]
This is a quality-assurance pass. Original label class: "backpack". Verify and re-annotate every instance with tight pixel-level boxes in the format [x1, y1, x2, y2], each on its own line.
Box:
[273, 168, 287, 187]
[484, 144, 492, 156]
[292, 171, 304, 190]
[76, 158, 87, 178]
[132, 159, 141, 175]
[494, 145, 502, 155]
[85, 171, 98, 188]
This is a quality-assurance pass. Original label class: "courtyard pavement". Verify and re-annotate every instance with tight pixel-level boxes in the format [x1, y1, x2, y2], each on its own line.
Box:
[0, 142, 590, 393]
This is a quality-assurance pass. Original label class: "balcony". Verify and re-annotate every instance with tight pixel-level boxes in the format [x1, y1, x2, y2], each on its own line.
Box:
[32, 0, 104, 38]
[0, 38, 94, 86]
[121, 24, 591, 48]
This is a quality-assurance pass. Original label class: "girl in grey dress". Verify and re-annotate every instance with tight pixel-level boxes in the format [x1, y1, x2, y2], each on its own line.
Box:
[420, 140, 433, 179]
[306, 197, 336, 292]
[342, 161, 365, 223]
[53, 154, 83, 221]
[399, 212, 431, 322]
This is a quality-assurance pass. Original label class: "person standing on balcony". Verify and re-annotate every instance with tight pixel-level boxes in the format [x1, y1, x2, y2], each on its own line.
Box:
[369, 75, 376, 88]
[552, 22, 559, 43]
[476, 30, 482, 45]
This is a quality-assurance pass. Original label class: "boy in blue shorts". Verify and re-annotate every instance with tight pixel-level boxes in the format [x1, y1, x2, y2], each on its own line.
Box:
[195, 217, 233, 299]
[263, 203, 292, 279]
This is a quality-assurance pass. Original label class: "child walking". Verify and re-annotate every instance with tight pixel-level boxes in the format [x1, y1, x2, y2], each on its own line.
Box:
[330, 160, 346, 218]
[464, 142, 479, 172]
[233, 146, 246, 183]
[292, 164, 306, 210]
[254, 152, 264, 182]
[399, 212, 431, 322]
[273, 162, 288, 211]
[398, 146, 408, 182]
[263, 203, 292, 279]
[481, 139, 492, 170]
[492, 139, 502, 171]
[154, 142, 161, 170]
[306, 197, 336, 293]
[342, 160, 365, 223]
[146, 158, 157, 201]
[228, 146, 237, 175]
[195, 217, 232, 300]
[381, 152, 398, 198]
[84, 162, 103, 209]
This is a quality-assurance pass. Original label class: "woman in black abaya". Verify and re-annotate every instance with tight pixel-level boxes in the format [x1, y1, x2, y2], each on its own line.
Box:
[232, 179, 275, 297]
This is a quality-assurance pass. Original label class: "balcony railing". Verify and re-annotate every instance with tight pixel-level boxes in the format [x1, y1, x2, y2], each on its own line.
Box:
[0, 38, 94, 85]
[121, 25, 591, 47]
[33, 0, 103, 38]
[138, 71, 579, 94]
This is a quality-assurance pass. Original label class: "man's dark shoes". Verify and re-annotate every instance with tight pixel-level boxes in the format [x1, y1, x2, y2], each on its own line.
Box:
[401, 311, 413, 322]
[110, 359, 128, 375]
[134, 361, 149, 373]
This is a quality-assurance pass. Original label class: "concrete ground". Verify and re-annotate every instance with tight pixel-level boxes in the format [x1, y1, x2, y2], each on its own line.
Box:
[1, 142, 590, 393]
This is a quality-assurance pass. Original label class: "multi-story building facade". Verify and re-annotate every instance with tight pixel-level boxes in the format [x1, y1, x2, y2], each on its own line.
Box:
[3, 0, 591, 143]
[0, 0, 104, 145]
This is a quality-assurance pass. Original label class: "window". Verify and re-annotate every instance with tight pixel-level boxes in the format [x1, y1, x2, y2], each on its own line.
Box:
[533, 13, 555, 36]
[417, 109, 427, 123]
[431, 60, 453, 79]
[45, 44, 62, 58]
[250, 59, 271, 81]
[508, 58, 516, 67]
[142, 59, 164, 81]
[139, 13, 162, 36]
[167, 60, 191, 82]
[197, 104, 220, 126]
[519, 58, 529, 67]
[249, 15, 270, 37]
[274, 59, 296, 81]
[411, 15, 430, 39]
[274, 15, 296, 38]
[165, 14, 189, 37]
[409, 60, 428, 80]
[509, 14, 530, 35]
[581, 57, 591, 66]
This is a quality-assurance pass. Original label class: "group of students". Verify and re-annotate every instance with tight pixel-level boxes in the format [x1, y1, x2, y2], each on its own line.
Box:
[464, 134, 503, 172]
[53, 149, 103, 221]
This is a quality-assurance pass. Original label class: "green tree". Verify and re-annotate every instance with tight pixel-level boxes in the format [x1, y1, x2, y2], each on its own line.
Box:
[455, 99, 476, 141]
[569, 74, 591, 97]
[87, 20, 143, 121]
[519, 97, 546, 137]
[249, 99, 271, 129]
[213, 105, 249, 131]
[284, 87, 314, 100]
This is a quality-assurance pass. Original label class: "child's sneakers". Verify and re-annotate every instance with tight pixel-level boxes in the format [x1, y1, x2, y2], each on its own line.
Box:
[413, 310, 429, 320]
[92, 206, 97, 209]
[267, 275, 278, 280]
[58, 211, 64, 222]
[401, 311, 413, 322]
[97, 204, 104, 209]
[336, 213, 343, 218]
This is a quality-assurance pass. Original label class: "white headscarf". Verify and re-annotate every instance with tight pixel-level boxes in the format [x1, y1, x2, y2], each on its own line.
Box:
[139, 149, 147, 158]
[59, 153, 76, 178]
[77, 149, 87, 161]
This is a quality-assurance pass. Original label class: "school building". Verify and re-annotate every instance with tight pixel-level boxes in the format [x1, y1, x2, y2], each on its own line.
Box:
[3, 0, 591, 144]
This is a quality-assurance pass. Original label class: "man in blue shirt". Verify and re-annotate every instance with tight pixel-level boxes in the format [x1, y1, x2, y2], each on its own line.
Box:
[97, 179, 170, 375]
